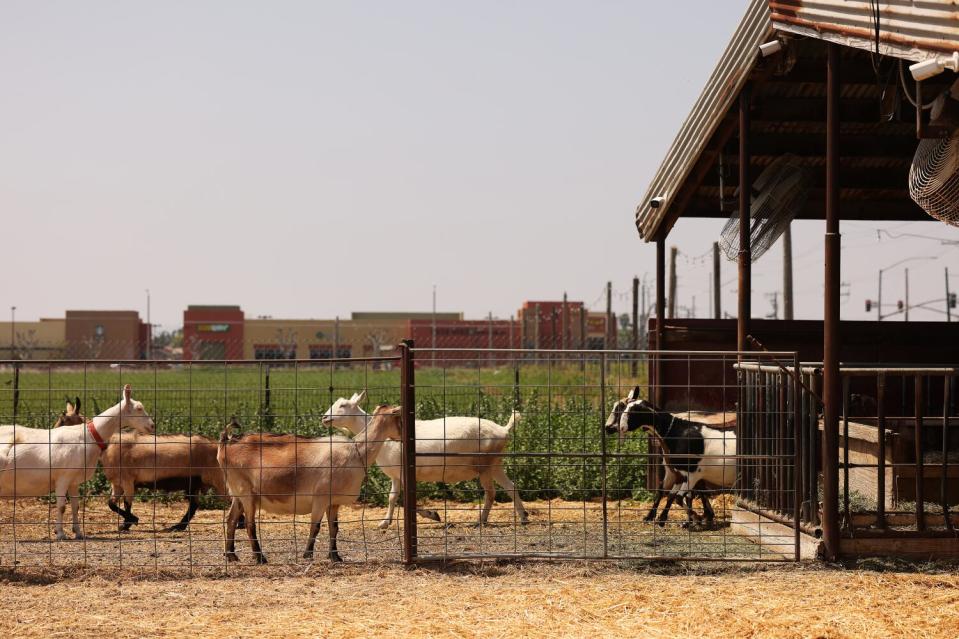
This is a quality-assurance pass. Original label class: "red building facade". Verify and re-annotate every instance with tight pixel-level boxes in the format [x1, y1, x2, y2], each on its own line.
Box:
[182, 305, 245, 360]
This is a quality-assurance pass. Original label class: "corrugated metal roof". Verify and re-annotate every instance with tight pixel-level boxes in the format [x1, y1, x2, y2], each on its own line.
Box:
[634, 0, 772, 240]
[770, 0, 959, 61]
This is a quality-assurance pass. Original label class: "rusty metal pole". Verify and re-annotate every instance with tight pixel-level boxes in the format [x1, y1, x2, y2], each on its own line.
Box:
[783, 225, 794, 320]
[821, 42, 842, 562]
[399, 339, 417, 564]
[713, 242, 721, 320]
[737, 83, 752, 357]
[655, 237, 666, 406]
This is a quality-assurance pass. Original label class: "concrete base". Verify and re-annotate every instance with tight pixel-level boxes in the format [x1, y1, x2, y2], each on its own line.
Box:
[731, 508, 822, 560]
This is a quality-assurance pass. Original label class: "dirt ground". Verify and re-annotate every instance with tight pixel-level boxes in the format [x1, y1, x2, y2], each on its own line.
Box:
[0, 496, 773, 569]
[1, 497, 956, 638]
[1, 561, 957, 638]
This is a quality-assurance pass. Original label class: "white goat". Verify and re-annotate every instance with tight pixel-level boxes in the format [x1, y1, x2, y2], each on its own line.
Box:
[0, 385, 155, 540]
[322, 391, 528, 528]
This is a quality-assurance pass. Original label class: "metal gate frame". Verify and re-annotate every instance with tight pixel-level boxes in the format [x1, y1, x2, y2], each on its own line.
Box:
[396, 343, 803, 563]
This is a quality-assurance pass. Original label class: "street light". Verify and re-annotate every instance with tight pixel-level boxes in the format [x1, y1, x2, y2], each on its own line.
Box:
[877, 256, 936, 321]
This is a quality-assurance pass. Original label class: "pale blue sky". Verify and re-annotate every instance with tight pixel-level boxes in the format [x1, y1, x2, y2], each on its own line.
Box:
[2, 1, 957, 330]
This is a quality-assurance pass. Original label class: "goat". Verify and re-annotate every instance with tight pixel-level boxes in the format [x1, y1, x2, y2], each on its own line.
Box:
[323, 391, 528, 529]
[53, 397, 85, 428]
[605, 387, 707, 526]
[217, 405, 403, 563]
[101, 428, 243, 532]
[0, 385, 155, 540]
[606, 387, 736, 527]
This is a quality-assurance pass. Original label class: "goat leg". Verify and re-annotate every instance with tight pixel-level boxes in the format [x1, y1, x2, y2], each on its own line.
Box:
[327, 505, 342, 563]
[224, 498, 242, 562]
[163, 494, 199, 533]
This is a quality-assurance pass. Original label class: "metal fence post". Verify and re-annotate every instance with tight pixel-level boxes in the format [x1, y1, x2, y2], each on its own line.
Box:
[400, 339, 417, 564]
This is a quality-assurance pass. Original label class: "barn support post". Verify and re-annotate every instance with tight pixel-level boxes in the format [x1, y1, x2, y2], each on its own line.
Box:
[655, 236, 666, 407]
[821, 42, 842, 562]
[399, 339, 417, 564]
[737, 83, 752, 357]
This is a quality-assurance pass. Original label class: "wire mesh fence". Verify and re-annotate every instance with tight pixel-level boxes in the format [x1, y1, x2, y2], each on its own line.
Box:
[0, 348, 802, 573]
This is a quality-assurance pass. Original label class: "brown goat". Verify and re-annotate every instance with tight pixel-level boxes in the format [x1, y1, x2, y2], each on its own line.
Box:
[53, 397, 85, 428]
[217, 405, 403, 563]
[101, 431, 241, 532]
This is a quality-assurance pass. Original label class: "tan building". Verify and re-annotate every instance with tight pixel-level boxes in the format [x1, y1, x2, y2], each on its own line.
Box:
[0, 318, 67, 359]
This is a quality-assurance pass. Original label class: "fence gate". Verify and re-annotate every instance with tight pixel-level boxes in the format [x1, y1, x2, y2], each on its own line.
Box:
[401, 347, 802, 563]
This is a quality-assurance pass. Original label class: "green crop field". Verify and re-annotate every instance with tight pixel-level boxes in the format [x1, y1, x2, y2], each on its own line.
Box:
[0, 359, 653, 505]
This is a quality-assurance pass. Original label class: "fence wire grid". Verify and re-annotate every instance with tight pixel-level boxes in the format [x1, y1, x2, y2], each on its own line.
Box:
[0, 348, 802, 573]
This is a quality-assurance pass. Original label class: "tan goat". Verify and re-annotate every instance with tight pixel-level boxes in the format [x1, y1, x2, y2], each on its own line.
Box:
[217, 405, 403, 564]
[101, 430, 240, 532]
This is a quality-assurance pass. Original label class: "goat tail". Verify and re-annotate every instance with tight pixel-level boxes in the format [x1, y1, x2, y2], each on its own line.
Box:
[504, 411, 522, 433]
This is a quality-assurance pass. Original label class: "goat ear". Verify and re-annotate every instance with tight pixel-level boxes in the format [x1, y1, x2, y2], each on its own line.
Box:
[628, 386, 641, 401]
[354, 389, 367, 404]
[121, 384, 132, 404]
[74, 396, 81, 412]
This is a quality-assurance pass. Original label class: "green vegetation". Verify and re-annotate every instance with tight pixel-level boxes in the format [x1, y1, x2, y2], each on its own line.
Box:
[1, 359, 652, 505]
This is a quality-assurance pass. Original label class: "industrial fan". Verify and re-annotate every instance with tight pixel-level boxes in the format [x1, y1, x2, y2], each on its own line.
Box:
[909, 79, 959, 227]
[719, 154, 811, 262]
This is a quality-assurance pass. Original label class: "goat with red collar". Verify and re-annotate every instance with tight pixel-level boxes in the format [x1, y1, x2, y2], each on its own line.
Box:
[0, 385, 155, 540]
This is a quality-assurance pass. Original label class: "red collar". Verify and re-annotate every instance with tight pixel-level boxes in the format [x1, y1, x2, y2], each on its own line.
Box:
[86, 420, 108, 451]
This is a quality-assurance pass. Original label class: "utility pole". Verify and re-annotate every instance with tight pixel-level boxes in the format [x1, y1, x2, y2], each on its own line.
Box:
[668, 247, 678, 319]
[579, 305, 587, 350]
[631, 276, 639, 375]
[640, 281, 647, 350]
[550, 308, 558, 349]
[533, 303, 540, 350]
[905, 268, 910, 322]
[606, 281, 613, 349]
[334, 316, 340, 358]
[488, 311, 494, 364]
[878, 270, 883, 321]
[145, 289, 151, 360]
[713, 242, 721, 319]
[783, 225, 794, 320]
[432, 285, 437, 367]
[561, 292, 569, 350]
[9, 306, 15, 358]
[509, 314, 514, 349]
[947, 268, 952, 323]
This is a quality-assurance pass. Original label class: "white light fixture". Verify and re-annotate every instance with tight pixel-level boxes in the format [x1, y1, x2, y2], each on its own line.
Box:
[650, 196, 665, 209]
[758, 40, 782, 58]
[909, 52, 959, 81]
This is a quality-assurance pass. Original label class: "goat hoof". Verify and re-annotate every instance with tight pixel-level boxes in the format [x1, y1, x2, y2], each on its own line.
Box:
[377, 521, 391, 530]
[225, 552, 239, 563]
[162, 524, 188, 533]
[254, 553, 268, 565]
[74, 532, 85, 540]
[302, 550, 314, 560]
[656, 520, 666, 529]
[328, 552, 343, 563]
[55, 532, 67, 541]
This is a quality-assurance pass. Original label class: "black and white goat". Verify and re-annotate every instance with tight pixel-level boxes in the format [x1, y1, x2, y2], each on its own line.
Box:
[605, 387, 737, 527]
